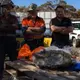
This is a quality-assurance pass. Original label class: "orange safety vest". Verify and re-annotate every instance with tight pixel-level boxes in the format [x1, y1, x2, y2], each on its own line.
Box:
[22, 16, 45, 39]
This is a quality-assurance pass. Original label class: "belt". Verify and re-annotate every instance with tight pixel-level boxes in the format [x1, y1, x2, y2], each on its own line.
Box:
[26, 39, 34, 41]
[26, 37, 43, 41]
[0, 34, 15, 36]
[24, 35, 44, 40]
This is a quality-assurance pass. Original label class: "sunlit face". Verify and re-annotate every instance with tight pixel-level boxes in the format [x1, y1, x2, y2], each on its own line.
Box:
[28, 10, 37, 18]
[56, 8, 65, 18]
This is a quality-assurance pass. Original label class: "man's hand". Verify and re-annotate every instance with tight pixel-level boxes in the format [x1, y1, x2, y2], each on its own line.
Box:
[31, 27, 40, 31]
[26, 27, 43, 34]
[27, 27, 40, 31]
[26, 27, 33, 31]
[61, 27, 73, 34]
[26, 27, 35, 34]
[53, 26, 68, 33]
[50, 25, 66, 32]
[61, 27, 71, 34]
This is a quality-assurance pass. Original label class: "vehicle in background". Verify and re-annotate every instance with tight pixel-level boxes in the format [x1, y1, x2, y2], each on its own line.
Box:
[69, 20, 80, 47]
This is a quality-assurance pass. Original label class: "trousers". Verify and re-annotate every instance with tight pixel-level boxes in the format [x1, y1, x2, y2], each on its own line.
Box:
[0, 36, 17, 80]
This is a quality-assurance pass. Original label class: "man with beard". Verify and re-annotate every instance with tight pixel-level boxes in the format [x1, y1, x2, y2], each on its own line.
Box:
[50, 5, 73, 48]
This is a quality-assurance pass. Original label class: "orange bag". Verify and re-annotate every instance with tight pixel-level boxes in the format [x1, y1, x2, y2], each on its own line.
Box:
[32, 46, 44, 55]
[17, 44, 44, 61]
[17, 44, 32, 59]
[30, 46, 44, 60]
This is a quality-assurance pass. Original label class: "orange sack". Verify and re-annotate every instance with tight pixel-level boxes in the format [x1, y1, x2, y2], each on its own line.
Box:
[17, 44, 32, 59]
[17, 44, 44, 61]
[32, 46, 44, 54]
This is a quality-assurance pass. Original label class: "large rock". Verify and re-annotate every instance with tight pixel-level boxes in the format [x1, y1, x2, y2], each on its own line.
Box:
[32, 46, 72, 69]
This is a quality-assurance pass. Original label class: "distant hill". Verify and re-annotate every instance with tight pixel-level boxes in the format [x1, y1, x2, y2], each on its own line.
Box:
[0, 0, 80, 19]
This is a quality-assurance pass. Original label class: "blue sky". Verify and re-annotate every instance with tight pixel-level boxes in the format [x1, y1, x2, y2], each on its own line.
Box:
[12, 0, 80, 9]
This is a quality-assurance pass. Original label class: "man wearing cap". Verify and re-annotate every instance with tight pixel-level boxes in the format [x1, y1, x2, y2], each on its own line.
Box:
[22, 3, 46, 50]
[0, 1, 18, 79]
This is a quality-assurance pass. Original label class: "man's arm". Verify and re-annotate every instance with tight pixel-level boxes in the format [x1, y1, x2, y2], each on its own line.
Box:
[50, 25, 64, 32]
[25, 26, 46, 34]
[60, 19, 74, 34]
[0, 23, 12, 32]
[61, 26, 74, 34]
[50, 19, 64, 32]
[0, 19, 7, 31]
[50, 18, 73, 34]
[21, 18, 34, 34]
[7, 16, 19, 31]
[0, 16, 18, 32]
[28, 18, 46, 34]
[50, 25, 73, 34]
[22, 18, 46, 34]
[31, 27, 46, 33]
